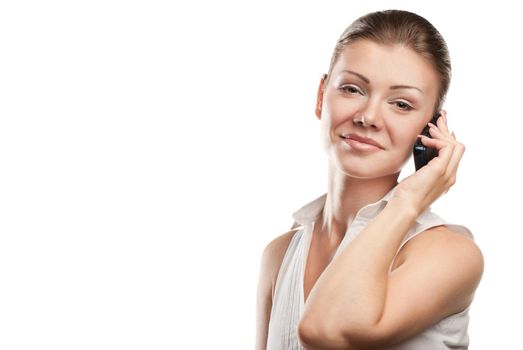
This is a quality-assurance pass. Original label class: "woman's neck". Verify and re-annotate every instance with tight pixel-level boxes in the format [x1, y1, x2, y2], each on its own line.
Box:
[318, 165, 400, 243]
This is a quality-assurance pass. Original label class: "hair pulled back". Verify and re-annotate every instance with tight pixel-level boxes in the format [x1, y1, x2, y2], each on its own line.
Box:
[325, 10, 451, 111]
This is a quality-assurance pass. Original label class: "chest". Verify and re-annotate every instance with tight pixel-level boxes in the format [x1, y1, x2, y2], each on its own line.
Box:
[302, 237, 334, 303]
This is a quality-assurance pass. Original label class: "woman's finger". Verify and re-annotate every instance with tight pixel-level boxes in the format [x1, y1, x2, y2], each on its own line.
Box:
[420, 135, 455, 170]
[445, 141, 466, 181]
[421, 130, 463, 185]
[418, 135, 451, 150]
[427, 125, 453, 142]
[436, 112, 451, 135]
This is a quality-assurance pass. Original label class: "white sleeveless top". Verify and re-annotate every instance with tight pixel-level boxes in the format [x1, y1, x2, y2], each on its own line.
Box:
[267, 187, 475, 350]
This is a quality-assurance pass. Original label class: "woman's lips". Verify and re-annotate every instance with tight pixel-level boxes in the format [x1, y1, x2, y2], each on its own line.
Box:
[342, 137, 381, 152]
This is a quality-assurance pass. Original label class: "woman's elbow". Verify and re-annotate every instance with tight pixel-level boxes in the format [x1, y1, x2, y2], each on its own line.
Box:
[297, 320, 318, 349]
[297, 319, 356, 350]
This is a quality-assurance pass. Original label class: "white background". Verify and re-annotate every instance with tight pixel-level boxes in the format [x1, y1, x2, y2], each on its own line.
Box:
[1, 0, 521, 349]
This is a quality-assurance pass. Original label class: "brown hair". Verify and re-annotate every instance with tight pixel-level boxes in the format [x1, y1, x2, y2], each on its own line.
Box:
[324, 9, 451, 112]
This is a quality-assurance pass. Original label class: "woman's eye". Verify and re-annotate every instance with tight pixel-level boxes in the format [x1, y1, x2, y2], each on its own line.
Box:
[394, 101, 413, 111]
[340, 85, 362, 95]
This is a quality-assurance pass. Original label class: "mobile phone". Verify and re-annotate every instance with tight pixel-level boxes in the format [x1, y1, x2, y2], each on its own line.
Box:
[413, 112, 441, 171]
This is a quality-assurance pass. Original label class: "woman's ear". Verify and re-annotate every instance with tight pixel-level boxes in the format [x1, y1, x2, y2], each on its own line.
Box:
[315, 74, 327, 119]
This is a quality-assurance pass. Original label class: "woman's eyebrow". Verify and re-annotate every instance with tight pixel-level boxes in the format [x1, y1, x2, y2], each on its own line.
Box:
[341, 69, 369, 83]
[340, 69, 424, 94]
[390, 85, 424, 94]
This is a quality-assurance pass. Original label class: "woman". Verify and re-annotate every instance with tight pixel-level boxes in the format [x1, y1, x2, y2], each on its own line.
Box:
[256, 9, 484, 350]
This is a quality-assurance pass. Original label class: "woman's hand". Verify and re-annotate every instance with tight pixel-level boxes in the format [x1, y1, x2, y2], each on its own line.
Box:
[391, 111, 466, 217]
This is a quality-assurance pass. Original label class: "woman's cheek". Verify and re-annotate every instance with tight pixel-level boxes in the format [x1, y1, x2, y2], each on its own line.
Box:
[389, 133, 416, 161]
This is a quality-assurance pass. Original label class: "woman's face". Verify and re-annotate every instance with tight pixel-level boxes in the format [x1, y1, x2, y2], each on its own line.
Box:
[316, 40, 440, 178]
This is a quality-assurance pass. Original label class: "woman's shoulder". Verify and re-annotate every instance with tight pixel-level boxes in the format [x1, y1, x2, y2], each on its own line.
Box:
[262, 228, 301, 264]
[406, 223, 480, 259]
[397, 224, 485, 314]
[262, 229, 298, 258]
[403, 224, 484, 287]
[260, 228, 302, 298]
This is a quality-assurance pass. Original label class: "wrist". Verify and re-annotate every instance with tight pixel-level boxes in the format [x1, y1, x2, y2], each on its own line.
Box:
[386, 197, 420, 221]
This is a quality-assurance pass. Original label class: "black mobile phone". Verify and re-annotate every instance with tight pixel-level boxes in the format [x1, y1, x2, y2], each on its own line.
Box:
[413, 112, 441, 171]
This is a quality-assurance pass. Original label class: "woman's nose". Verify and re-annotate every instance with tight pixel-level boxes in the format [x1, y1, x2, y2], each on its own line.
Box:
[353, 102, 382, 129]
[353, 112, 380, 129]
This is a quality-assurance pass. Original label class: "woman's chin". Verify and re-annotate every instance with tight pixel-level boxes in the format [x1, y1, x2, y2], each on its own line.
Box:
[333, 158, 400, 179]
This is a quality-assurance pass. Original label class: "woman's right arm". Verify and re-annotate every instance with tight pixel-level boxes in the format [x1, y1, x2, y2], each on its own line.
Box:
[255, 230, 298, 350]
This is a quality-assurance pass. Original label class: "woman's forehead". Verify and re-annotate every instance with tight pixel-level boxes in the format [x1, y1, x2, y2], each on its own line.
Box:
[333, 40, 439, 90]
